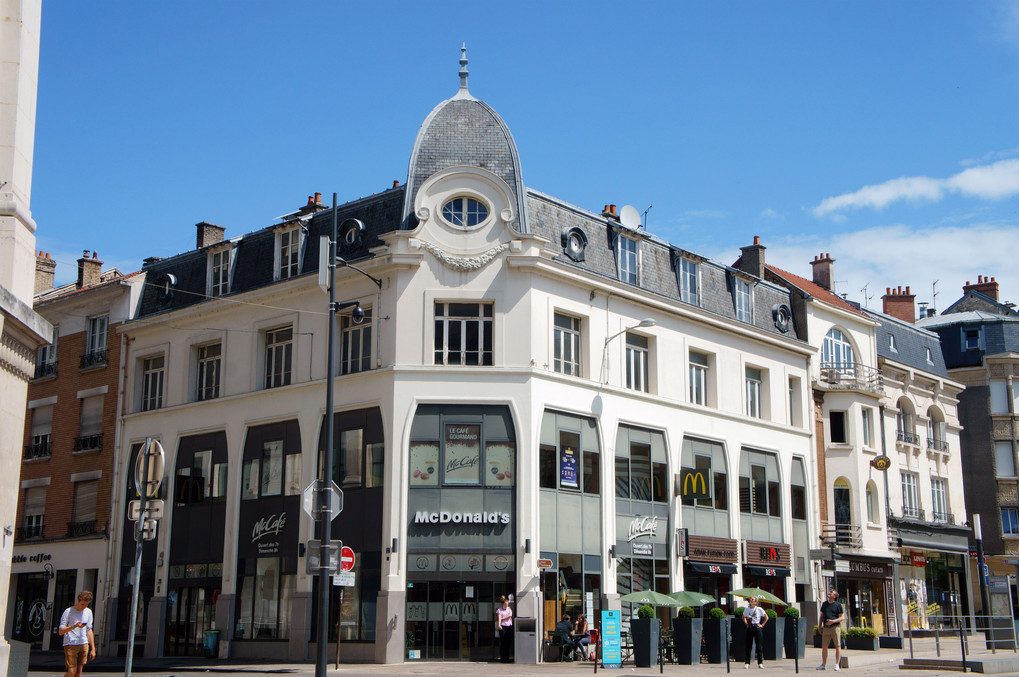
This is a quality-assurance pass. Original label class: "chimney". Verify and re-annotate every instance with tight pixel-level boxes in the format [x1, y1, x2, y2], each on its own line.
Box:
[963, 275, 999, 301]
[809, 253, 835, 291]
[602, 204, 619, 220]
[196, 221, 226, 249]
[35, 251, 56, 295]
[738, 235, 766, 279]
[882, 285, 916, 324]
[76, 250, 102, 289]
[392, 180, 400, 189]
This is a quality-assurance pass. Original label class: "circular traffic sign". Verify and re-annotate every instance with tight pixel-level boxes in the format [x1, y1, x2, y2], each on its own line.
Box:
[340, 546, 355, 572]
[135, 439, 165, 498]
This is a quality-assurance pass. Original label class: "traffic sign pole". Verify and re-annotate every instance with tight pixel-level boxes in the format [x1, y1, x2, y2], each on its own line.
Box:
[126, 438, 150, 677]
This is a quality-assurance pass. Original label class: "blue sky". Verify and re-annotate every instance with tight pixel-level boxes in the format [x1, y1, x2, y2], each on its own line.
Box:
[31, 1, 1019, 311]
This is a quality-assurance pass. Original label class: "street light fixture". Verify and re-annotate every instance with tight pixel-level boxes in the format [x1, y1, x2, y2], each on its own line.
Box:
[600, 318, 657, 384]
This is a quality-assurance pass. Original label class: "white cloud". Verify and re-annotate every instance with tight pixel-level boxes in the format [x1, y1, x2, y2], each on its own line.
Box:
[813, 159, 1019, 217]
[759, 208, 783, 220]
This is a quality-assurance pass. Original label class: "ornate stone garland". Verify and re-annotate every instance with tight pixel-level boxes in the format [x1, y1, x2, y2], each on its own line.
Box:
[420, 241, 509, 272]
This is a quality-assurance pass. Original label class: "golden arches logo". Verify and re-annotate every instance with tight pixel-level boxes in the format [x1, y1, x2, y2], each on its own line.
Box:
[681, 470, 709, 498]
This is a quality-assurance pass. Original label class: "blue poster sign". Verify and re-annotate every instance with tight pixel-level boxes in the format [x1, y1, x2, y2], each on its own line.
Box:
[601, 609, 622, 668]
[560, 446, 578, 489]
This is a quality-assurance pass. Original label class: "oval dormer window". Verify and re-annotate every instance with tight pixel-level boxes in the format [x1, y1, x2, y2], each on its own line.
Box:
[441, 197, 489, 228]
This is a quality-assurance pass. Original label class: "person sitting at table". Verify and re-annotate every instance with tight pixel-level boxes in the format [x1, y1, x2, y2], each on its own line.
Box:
[555, 613, 577, 660]
[574, 614, 591, 660]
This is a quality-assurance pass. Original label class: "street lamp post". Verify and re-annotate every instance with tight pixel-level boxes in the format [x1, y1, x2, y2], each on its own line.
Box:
[600, 318, 656, 384]
[317, 197, 381, 677]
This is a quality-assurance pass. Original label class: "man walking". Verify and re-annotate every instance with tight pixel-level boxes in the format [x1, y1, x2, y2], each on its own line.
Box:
[59, 590, 96, 677]
[817, 589, 844, 671]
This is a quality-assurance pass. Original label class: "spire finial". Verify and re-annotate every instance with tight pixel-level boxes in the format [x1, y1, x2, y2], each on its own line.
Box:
[459, 42, 469, 91]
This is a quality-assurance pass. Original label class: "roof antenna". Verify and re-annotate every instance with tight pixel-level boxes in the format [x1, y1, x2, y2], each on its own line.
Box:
[860, 282, 872, 308]
[931, 279, 939, 313]
[641, 204, 653, 230]
[459, 43, 469, 91]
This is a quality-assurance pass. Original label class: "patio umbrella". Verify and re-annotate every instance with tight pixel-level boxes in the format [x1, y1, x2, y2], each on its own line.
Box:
[729, 587, 788, 606]
[667, 590, 716, 607]
[620, 590, 682, 607]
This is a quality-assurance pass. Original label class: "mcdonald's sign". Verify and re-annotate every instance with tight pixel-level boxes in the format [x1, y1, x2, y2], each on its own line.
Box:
[679, 469, 710, 500]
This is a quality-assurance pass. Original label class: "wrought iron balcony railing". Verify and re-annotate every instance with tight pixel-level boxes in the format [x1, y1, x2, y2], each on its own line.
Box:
[79, 349, 107, 369]
[887, 526, 901, 550]
[820, 521, 863, 549]
[901, 506, 925, 520]
[928, 438, 949, 452]
[72, 434, 102, 452]
[16, 525, 43, 541]
[24, 440, 51, 460]
[932, 511, 955, 525]
[33, 361, 57, 379]
[818, 362, 883, 393]
[66, 520, 97, 538]
[897, 430, 921, 446]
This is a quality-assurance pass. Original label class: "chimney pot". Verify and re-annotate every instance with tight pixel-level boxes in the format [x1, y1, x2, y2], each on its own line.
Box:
[35, 249, 57, 294]
[753, 235, 760, 245]
[393, 180, 400, 189]
[882, 284, 916, 323]
[315, 192, 322, 204]
[963, 275, 1000, 301]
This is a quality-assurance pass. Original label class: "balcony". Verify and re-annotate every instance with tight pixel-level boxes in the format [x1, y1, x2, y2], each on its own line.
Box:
[928, 438, 949, 453]
[23, 440, 51, 460]
[66, 520, 97, 538]
[79, 349, 107, 369]
[72, 434, 102, 452]
[818, 363, 883, 394]
[897, 430, 921, 446]
[33, 361, 56, 379]
[932, 511, 955, 525]
[820, 521, 863, 549]
[16, 525, 43, 541]
[901, 506, 925, 520]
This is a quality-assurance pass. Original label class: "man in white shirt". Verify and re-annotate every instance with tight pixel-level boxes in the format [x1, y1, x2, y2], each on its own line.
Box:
[59, 590, 96, 677]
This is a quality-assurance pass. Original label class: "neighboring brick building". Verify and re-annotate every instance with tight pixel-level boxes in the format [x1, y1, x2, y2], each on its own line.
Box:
[8, 250, 144, 653]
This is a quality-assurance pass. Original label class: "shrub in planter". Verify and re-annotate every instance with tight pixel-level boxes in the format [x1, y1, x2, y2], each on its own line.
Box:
[709, 607, 727, 620]
[845, 626, 879, 651]
[672, 608, 702, 665]
[637, 605, 655, 619]
[703, 608, 729, 663]
[631, 607, 661, 667]
[783, 607, 807, 659]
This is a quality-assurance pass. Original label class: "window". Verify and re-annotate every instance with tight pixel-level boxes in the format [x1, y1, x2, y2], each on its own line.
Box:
[236, 556, 295, 640]
[538, 411, 598, 494]
[931, 477, 949, 522]
[625, 333, 650, 392]
[829, 410, 847, 444]
[734, 278, 752, 322]
[410, 407, 514, 488]
[925, 346, 933, 363]
[791, 460, 807, 521]
[689, 352, 708, 405]
[75, 395, 103, 451]
[788, 377, 802, 426]
[739, 457, 780, 518]
[991, 380, 1009, 414]
[27, 405, 52, 459]
[553, 313, 582, 376]
[889, 334, 897, 352]
[618, 236, 638, 284]
[745, 367, 762, 418]
[896, 398, 917, 443]
[822, 328, 855, 369]
[175, 450, 229, 506]
[901, 472, 920, 518]
[866, 482, 878, 523]
[996, 441, 1016, 477]
[1003, 508, 1019, 535]
[862, 408, 874, 447]
[265, 325, 293, 388]
[82, 316, 108, 367]
[433, 302, 493, 366]
[615, 427, 667, 503]
[441, 197, 488, 227]
[196, 343, 221, 401]
[71, 480, 98, 530]
[276, 227, 301, 280]
[679, 258, 699, 305]
[35, 330, 56, 378]
[141, 356, 165, 411]
[209, 249, 231, 297]
[963, 327, 982, 351]
[341, 309, 372, 375]
[242, 441, 300, 500]
[23, 487, 46, 538]
[682, 453, 728, 510]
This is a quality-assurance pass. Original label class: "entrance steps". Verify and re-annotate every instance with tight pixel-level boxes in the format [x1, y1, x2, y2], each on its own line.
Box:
[901, 657, 1019, 673]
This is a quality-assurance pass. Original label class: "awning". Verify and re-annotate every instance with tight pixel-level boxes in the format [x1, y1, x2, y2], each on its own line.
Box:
[897, 531, 969, 554]
[688, 562, 738, 575]
[743, 565, 791, 578]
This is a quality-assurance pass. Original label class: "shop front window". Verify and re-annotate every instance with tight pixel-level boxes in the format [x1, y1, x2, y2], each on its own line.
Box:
[236, 557, 294, 640]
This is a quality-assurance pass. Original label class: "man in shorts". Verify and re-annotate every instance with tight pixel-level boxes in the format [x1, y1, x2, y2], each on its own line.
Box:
[817, 588, 844, 671]
[59, 590, 96, 677]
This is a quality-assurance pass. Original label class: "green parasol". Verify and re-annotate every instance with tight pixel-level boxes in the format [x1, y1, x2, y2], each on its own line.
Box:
[619, 590, 682, 607]
[729, 587, 788, 606]
[667, 590, 716, 607]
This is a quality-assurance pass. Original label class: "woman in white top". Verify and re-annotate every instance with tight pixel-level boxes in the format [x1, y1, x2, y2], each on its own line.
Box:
[495, 596, 514, 663]
[742, 597, 768, 669]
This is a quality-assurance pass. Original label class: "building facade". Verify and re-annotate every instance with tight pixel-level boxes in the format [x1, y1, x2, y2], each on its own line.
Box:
[109, 57, 820, 663]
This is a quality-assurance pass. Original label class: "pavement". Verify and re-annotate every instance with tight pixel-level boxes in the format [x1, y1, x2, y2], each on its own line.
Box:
[24, 637, 1019, 677]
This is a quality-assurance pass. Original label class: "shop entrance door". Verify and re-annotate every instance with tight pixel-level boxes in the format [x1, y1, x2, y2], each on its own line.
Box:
[413, 580, 497, 661]
[165, 586, 216, 656]
[12, 574, 50, 648]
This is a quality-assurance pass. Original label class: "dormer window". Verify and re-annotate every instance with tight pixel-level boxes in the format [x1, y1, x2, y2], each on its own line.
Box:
[209, 248, 231, 298]
[441, 197, 488, 228]
[680, 258, 699, 305]
[276, 225, 302, 280]
[734, 278, 752, 322]
[889, 334, 898, 352]
[618, 236, 638, 284]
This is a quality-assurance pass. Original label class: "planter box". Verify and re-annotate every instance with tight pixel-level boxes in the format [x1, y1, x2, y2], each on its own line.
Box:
[703, 618, 729, 664]
[731, 619, 748, 663]
[763, 618, 785, 660]
[630, 618, 660, 668]
[784, 617, 807, 659]
[879, 636, 903, 649]
[671, 617, 702, 665]
[845, 636, 879, 651]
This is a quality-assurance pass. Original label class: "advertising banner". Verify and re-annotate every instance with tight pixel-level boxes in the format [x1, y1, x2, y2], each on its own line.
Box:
[601, 609, 622, 668]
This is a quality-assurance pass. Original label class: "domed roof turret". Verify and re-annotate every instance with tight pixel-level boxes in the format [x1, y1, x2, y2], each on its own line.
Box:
[403, 45, 528, 232]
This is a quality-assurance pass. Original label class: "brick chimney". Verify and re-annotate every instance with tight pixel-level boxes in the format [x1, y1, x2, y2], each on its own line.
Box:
[35, 251, 56, 294]
[963, 275, 999, 301]
[882, 286, 916, 323]
[196, 221, 226, 249]
[738, 235, 766, 279]
[602, 204, 619, 220]
[810, 253, 835, 291]
[77, 250, 102, 289]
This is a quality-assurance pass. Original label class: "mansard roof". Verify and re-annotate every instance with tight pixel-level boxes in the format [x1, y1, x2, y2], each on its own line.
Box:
[866, 309, 948, 378]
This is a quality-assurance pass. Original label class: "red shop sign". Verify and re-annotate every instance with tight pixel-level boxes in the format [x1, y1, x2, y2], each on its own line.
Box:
[910, 552, 926, 568]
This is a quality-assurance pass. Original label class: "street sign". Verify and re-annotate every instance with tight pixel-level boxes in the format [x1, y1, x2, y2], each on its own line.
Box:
[135, 519, 157, 542]
[128, 499, 164, 521]
[134, 439, 165, 498]
[302, 480, 343, 521]
[333, 571, 356, 587]
[537, 558, 554, 569]
[340, 545, 355, 572]
[306, 541, 340, 575]
[809, 548, 833, 561]
[835, 560, 850, 573]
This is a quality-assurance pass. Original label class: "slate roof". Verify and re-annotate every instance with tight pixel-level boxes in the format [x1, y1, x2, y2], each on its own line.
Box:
[866, 309, 948, 378]
[941, 289, 1019, 318]
[762, 263, 870, 319]
[35, 268, 140, 306]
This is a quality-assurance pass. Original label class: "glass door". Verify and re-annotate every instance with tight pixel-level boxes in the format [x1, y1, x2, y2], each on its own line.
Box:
[12, 574, 49, 648]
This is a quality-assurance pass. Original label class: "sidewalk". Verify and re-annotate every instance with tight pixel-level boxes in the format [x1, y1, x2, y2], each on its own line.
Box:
[26, 637, 1019, 677]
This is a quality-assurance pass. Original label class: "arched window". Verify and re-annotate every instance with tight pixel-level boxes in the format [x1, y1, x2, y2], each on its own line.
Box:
[822, 328, 855, 371]
[927, 406, 947, 451]
[866, 481, 879, 524]
[897, 397, 917, 444]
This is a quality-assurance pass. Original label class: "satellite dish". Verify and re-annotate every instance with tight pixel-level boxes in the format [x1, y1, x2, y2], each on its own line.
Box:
[619, 205, 641, 230]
